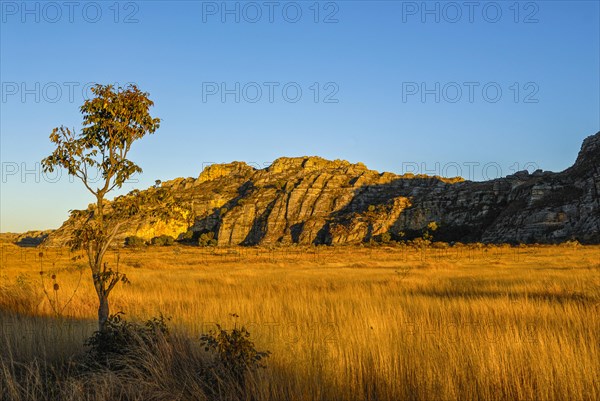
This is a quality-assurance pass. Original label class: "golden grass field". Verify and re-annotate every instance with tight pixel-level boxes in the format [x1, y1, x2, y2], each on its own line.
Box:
[1, 243, 599, 400]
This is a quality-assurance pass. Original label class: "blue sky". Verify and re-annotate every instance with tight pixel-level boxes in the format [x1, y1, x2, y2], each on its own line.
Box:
[1, 0, 599, 232]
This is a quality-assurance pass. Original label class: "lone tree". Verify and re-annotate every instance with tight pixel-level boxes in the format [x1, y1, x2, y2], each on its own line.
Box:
[42, 84, 160, 330]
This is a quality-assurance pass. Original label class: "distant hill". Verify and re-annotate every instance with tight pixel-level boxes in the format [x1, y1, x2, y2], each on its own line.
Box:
[0, 230, 53, 247]
[40, 131, 600, 246]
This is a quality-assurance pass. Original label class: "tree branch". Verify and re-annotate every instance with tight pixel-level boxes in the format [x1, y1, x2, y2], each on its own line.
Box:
[98, 222, 122, 262]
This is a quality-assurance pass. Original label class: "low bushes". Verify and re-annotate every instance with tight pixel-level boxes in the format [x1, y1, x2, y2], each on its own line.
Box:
[198, 232, 218, 247]
[151, 235, 175, 247]
[124, 236, 146, 247]
[1, 313, 270, 401]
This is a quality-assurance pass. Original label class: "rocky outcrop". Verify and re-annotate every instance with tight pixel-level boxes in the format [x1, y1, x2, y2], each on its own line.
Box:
[45, 132, 600, 246]
[1, 230, 54, 247]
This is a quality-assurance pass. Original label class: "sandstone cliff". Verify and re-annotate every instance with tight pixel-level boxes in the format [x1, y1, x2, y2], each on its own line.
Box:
[45, 132, 600, 246]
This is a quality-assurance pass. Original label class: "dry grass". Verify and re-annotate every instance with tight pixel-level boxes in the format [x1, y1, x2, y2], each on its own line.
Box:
[1, 243, 599, 400]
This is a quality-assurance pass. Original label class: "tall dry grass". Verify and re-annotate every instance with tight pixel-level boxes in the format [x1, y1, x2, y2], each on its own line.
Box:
[1, 243, 599, 400]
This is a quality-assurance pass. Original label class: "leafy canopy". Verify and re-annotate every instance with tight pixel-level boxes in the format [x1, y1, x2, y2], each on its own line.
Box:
[42, 84, 161, 197]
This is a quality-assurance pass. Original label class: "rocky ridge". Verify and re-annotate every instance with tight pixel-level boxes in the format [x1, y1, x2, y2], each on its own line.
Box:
[44, 132, 600, 246]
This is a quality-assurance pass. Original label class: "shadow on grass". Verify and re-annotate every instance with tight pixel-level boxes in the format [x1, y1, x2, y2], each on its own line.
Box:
[0, 310, 318, 401]
[408, 288, 596, 304]
[0, 309, 367, 401]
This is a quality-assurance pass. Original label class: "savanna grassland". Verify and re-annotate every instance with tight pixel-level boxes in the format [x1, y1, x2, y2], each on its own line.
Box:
[1, 243, 599, 401]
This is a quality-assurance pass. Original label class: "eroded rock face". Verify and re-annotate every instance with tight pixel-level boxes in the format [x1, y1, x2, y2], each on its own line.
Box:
[45, 132, 600, 246]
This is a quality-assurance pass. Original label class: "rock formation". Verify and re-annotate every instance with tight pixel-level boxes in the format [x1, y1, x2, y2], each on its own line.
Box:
[44, 131, 600, 246]
[1, 230, 53, 247]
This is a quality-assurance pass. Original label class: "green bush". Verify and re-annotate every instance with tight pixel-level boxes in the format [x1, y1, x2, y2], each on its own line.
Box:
[431, 241, 449, 249]
[84, 312, 170, 370]
[563, 239, 581, 248]
[151, 235, 175, 246]
[380, 232, 392, 243]
[179, 229, 195, 242]
[198, 232, 218, 247]
[410, 237, 431, 249]
[124, 236, 146, 247]
[422, 221, 439, 241]
[200, 322, 270, 387]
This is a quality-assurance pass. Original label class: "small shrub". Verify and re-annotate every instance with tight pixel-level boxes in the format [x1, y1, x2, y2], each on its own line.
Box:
[151, 235, 175, 246]
[200, 322, 270, 387]
[84, 312, 170, 370]
[124, 236, 146, 247]
[179, 229, 195, 242]
[380, 232, 392, 244]
[431, 241, 449, 249]
[422, 221, 439, 241]
[410, 237, 431, 249]
[198, 232, 218, 247]
[563, 239, 581, 248]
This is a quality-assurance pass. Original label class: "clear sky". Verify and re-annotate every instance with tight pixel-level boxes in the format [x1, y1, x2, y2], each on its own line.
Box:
[1, 0, 599, 232]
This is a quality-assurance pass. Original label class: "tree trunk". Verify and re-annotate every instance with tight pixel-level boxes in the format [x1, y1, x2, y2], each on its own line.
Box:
[98, 292, 109, 331]
[96, 196, 104, 227]
[95, 195, 107, 331]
